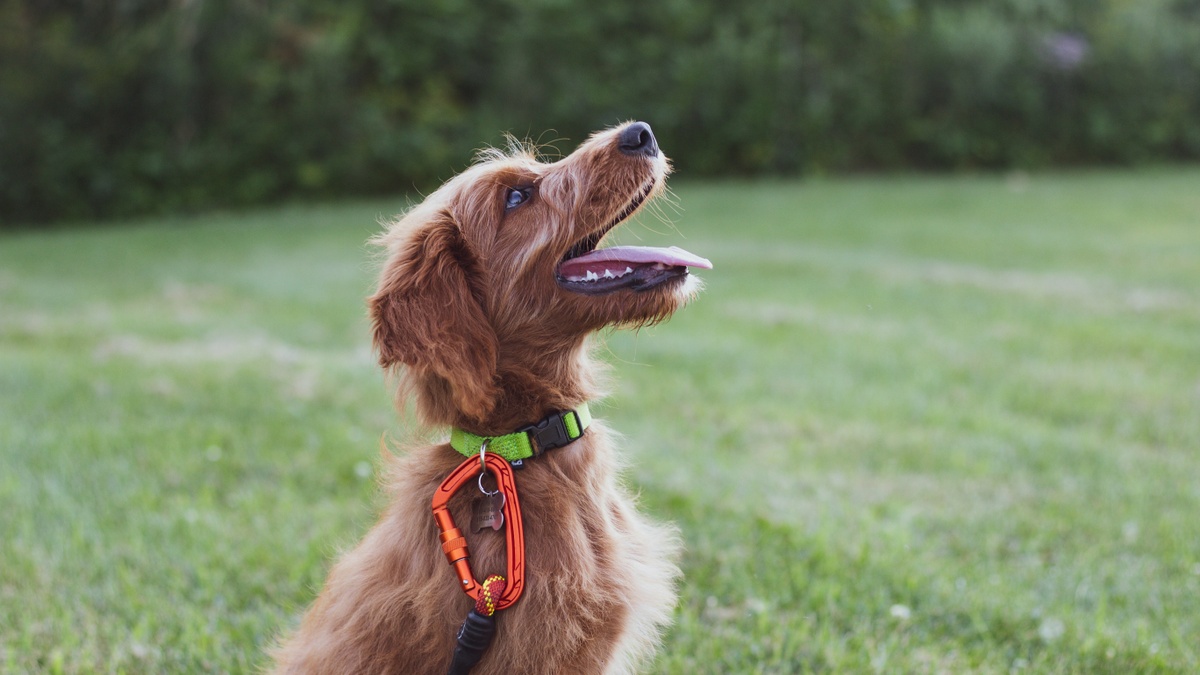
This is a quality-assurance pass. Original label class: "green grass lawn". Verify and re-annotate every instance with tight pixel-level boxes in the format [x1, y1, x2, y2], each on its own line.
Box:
[2, 169, 1199, 673]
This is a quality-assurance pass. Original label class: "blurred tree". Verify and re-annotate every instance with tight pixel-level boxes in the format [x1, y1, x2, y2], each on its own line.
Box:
[2, 0, 1198, 225]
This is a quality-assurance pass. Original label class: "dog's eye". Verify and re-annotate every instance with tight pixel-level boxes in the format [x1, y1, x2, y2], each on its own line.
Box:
[505, 188, 531, 210]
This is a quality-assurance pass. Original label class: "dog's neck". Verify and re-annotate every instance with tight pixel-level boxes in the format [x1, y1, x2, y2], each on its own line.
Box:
[416, 335, 601, 436]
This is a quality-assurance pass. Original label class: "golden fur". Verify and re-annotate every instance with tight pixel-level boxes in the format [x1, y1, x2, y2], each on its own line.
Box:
[271, 123, 703, 674]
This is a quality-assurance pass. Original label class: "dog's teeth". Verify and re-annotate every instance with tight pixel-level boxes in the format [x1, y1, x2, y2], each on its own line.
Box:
[571, 266, 637, 283]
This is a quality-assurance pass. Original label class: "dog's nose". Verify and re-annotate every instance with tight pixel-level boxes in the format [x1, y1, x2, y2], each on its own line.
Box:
[618, 122, 659, 158]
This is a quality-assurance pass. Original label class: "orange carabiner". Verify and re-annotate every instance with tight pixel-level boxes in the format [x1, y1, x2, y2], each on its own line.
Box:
[431, 452, 525, 611]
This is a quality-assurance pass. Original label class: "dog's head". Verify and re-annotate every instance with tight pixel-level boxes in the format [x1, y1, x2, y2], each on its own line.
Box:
[369, 122, 710, 425]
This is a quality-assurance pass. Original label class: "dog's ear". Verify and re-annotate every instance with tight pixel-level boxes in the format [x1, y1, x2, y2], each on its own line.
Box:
[369, 210, 498, 421]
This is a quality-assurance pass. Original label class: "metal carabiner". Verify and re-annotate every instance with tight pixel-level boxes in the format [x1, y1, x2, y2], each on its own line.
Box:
[431, 451, 525, 611]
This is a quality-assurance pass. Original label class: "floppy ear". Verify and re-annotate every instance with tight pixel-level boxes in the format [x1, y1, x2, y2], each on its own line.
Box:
[368, 211, 498, 421]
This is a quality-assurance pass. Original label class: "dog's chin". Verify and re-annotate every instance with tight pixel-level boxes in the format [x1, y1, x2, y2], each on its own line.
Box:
[567, 272, 703, 330]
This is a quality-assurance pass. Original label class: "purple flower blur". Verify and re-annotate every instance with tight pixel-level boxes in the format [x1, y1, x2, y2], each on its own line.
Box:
[1040, 32, 1090, 71]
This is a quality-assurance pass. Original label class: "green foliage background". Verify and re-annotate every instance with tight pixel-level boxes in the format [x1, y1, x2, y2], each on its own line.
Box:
[3, 0, 1200, 224]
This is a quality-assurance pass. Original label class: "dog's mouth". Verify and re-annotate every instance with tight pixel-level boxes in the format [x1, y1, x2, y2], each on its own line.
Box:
[556, 179, 711, 295]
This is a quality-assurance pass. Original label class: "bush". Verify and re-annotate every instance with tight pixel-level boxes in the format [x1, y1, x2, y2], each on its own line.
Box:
[2, 0, 1199, 225]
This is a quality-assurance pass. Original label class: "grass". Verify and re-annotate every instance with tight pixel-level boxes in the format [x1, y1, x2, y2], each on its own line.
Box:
[2, 168, 1199, 673]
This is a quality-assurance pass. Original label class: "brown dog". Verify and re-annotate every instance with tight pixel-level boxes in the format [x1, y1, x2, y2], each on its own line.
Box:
[271, 122, 710, 674]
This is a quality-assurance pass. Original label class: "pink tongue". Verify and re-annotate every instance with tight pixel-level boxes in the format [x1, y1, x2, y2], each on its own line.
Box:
[559, 246, 712, 278]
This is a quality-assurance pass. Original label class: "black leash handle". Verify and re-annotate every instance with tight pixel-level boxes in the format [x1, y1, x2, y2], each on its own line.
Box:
[446, 609, 496, 675]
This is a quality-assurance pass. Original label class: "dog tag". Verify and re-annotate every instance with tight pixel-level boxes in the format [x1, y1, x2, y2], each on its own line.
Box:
[472, 492, 506, 532]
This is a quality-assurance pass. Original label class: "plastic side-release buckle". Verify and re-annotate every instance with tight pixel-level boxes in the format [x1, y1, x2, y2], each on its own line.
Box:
[519, 410, 579, 456]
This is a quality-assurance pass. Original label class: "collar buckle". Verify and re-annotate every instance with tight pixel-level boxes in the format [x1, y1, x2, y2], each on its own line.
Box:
[519, 410, 578, 456]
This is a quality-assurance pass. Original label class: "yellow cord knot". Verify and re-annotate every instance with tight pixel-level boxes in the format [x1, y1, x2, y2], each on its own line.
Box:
[475, 575, 506, 617]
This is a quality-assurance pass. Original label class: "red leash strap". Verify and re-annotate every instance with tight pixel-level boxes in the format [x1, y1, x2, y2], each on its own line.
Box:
[431, 452, 525, 611]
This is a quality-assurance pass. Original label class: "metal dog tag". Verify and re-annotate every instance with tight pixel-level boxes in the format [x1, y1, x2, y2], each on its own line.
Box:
[472, 492, 506, 532]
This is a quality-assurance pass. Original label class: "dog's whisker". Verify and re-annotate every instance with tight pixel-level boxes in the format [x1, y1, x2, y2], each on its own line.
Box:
[531, 131, 569, 162]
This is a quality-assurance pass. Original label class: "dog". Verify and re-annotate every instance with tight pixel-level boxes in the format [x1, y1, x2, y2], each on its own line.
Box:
[271, 121, 711, 674]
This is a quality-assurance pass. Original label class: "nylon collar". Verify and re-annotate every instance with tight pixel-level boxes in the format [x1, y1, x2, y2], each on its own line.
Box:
[449, 404, 591, 464]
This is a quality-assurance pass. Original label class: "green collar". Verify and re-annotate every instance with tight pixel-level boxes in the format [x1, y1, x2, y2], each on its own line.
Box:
[449, 404, 592, 464]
